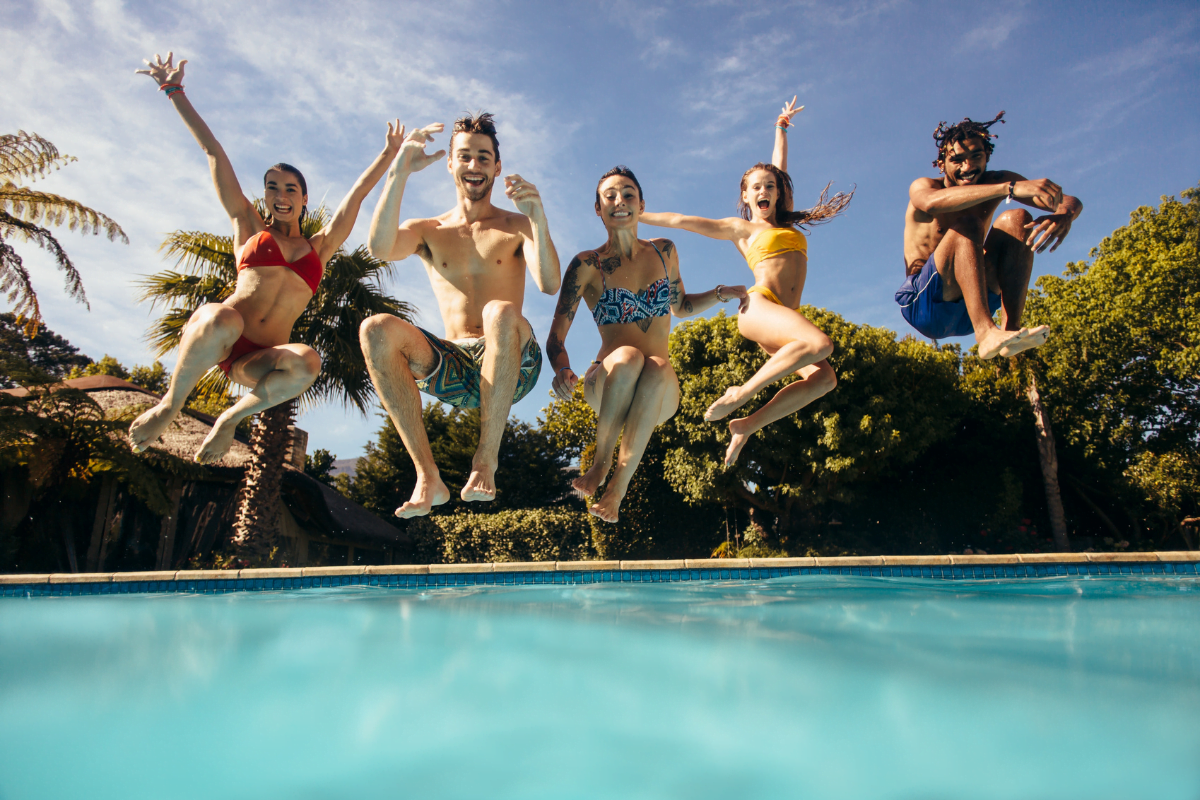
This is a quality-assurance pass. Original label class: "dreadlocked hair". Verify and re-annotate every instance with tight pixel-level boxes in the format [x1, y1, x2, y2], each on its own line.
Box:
[736, 163, 854, 229]
[453, 111, 500, 162]
[932, 110, 1005, 168]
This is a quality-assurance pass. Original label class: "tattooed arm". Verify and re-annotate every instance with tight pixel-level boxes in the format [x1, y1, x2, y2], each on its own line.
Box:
[659, 240, 748, 318]
[548, 253, 597, 400]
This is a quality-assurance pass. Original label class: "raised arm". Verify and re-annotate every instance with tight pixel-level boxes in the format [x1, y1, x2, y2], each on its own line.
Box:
[136, 53, 258, 239]
[772, 96, 803, 172]
[367, 128, 447, 262]
[639, 212, 750, 242]
[505, 174, 561, 295]
[547, 254, 597, 400]
[659, 240, 747, 319]
[314, 122, 443, 262]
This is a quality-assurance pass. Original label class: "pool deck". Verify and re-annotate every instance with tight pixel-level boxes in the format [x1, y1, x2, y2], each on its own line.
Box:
[1, 552, 1197, 595]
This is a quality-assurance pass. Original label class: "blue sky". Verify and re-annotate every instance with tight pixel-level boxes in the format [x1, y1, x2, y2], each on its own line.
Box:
[4, 0, 1199, 459]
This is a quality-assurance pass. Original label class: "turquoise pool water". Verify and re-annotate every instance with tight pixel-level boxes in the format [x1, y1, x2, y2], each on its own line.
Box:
[2, 575, 1198, 799]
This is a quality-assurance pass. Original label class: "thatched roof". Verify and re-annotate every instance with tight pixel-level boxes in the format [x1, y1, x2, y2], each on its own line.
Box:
[3, 375, 255, 467]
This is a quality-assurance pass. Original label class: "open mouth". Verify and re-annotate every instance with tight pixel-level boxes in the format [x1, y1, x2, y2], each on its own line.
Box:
[611, 210, 631, 219]
[957, 170, 980, 183]
[463, 175, 486, 188]
[273, 204, 293, 216]
[757, 200, 770, 210]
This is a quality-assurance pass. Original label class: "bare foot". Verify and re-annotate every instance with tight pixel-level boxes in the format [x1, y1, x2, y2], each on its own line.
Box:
[725, 418, 753, 466]
[705, 385, 750, 422]
[194, 413, 239, 464]
[396, 474, 451, 518]
[999, 325, 1050, 358]
[571, 458, 610, 499]
[977, 327, 1033, 360]
[128, 401, 178, 452]
[461, 466, 497, 502]
[589, 488, 624, 524]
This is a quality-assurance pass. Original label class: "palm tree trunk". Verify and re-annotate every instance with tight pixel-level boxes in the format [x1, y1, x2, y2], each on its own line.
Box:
[232, 400, 296, 566]
[1026, 373, 1070, 551]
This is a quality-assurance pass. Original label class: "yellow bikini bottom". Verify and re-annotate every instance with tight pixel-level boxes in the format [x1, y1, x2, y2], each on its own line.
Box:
[747, 285, 800, 311]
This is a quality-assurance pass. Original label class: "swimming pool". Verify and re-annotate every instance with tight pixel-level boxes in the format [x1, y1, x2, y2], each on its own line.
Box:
[2, 573, 1198, 799]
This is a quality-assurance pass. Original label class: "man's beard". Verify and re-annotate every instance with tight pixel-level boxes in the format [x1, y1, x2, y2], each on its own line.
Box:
[460, 174, 493, 201]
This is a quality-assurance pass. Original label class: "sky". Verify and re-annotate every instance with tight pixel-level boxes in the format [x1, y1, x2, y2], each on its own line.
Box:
[4, 0, 1199, 460]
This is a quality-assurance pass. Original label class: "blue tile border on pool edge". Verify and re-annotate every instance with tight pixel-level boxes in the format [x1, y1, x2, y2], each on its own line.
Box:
[1, 561, 1197, 597]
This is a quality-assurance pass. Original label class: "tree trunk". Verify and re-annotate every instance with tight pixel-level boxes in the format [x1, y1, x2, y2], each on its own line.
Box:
[232, 400, 296, 566]
[1026, 373, 1070, 551]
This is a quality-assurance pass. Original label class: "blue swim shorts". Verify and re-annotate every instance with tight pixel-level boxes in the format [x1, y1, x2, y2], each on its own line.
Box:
[895, 256, 1001, 340]
[413, 327, 542, 409]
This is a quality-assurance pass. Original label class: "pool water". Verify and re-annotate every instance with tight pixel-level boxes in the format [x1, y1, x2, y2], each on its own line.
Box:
[2, 575, 1198, 799]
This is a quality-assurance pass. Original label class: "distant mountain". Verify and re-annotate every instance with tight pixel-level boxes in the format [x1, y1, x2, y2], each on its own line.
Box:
[330, 458, 362, 478]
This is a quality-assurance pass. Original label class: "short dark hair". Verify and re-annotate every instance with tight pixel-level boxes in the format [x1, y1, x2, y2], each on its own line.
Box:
[264, 163, 308, 223]
[595, 165, 644, 209]
[452, 112, 500, 162]
[932, 111, 1005, 168]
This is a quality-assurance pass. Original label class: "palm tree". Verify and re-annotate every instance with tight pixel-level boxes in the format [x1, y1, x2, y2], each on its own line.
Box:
[137, 205, 415, 564]
[0, 132, 127, 334]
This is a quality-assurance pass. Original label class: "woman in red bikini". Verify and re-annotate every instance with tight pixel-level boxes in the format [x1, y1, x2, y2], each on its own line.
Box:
[129, 52, 443, 463]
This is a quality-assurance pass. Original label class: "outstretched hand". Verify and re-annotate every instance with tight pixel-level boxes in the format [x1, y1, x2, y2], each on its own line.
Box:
[505, 174, 546, 220]
[391, 123, 446, 173]
[136, 51, 187, 87]
[1025, 213, 1073, 253]
[552, 367, 578, 401]
[779, 95, 804, 125]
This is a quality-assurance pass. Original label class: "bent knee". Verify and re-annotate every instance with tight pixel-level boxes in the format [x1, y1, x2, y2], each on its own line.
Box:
[360, 314, 413, 349]
[482, 300, 520, 328]
[811, 335, 834, 362]
[609, 346, 646, 370]
[994, 208, 1033, 235]
[192, 304, 243, 337]
[281, 348, 322, 379]
[816, 362, 837, 393]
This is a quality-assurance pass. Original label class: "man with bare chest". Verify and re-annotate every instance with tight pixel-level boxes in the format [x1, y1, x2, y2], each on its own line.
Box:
[897, 112, 1083, 358]
[361, 113, 561, 516]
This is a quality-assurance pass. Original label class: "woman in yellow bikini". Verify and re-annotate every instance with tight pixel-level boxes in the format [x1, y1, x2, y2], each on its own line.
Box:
[640, 98, 853, 466]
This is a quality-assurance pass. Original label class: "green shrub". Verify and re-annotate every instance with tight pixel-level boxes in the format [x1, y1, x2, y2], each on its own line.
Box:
[405, 507, 594, 564]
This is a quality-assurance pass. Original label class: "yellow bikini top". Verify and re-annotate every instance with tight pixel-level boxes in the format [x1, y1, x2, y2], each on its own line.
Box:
[745, 227, 808, 272]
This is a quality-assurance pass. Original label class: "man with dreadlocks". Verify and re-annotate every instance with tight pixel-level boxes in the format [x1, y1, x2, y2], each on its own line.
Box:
[897, 111, 1082, 358]
[361, 112, 562, 516]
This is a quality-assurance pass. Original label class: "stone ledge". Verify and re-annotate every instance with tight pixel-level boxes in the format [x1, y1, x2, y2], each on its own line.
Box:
[493, 561, 555, 573]
[3, 552, 1198, 587]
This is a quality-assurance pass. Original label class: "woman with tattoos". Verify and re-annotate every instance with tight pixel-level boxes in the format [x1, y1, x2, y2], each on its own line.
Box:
[640, 98, 853, 466]
[548, 166, 747, 523]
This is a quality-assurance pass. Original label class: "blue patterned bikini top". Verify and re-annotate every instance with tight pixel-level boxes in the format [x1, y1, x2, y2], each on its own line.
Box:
[592, 241, 671, 326]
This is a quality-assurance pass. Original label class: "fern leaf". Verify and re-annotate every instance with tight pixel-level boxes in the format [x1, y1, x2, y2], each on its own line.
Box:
[0, 131, 76, 183]
[0, 183, 128, 243]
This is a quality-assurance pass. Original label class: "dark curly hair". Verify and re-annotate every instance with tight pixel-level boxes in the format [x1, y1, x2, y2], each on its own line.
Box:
[595, 165, 644, 209]
[932, 111, 1005, 168]
[737, 163, 853, 229]
[452, 111, 500, 162]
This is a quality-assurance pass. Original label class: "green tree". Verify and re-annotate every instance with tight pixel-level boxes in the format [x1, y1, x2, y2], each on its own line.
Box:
[0, 132, 127, 333]
[304, 447, 337, 486]
[0, 353, 202, 571]
[0, 312, 91, 387]
[663, 309, 965, 550]
[1019, 185, 1200, 549]
[137, 205, 414, 564]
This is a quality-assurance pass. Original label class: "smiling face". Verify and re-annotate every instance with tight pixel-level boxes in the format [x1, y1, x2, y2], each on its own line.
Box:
[595, 175, 643, 230]
[448, 132, 500, 201]
[940, 136, 989, 185]
[263, 168, 307, 223]
[741, 168, 779, 223]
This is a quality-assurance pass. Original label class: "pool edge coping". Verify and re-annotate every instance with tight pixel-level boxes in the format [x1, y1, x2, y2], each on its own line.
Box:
[2, 551, 1197, 586]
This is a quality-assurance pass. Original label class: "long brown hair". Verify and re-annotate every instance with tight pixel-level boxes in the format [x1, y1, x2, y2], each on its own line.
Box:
[737, 163, 853, 229]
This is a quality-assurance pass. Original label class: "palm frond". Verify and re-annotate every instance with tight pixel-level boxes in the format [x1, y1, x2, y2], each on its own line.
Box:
[0, 239, 39, 334]
[0, 183, 127, 243]
[158, 230, 236, 280]
[0, 131, 76, 183]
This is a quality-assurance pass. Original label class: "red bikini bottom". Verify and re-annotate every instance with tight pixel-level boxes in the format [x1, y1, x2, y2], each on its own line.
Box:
[218, 334, 270, 376]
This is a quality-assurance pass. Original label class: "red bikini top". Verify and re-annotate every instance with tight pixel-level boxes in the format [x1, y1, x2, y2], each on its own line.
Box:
[237, 230, 323, 294]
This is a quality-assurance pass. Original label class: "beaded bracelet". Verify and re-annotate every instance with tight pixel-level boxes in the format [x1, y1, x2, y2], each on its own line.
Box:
[715, 284, 727, 303]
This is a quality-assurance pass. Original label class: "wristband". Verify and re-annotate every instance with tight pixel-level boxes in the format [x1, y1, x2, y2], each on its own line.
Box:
[557, 366, 572, 374]
[164, 86, 185, 99]
[776, 115, 790, 129]
[1006, 181, 1015, 204]
[715, 284, 726, 303]
[158, 82, 182, 91]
